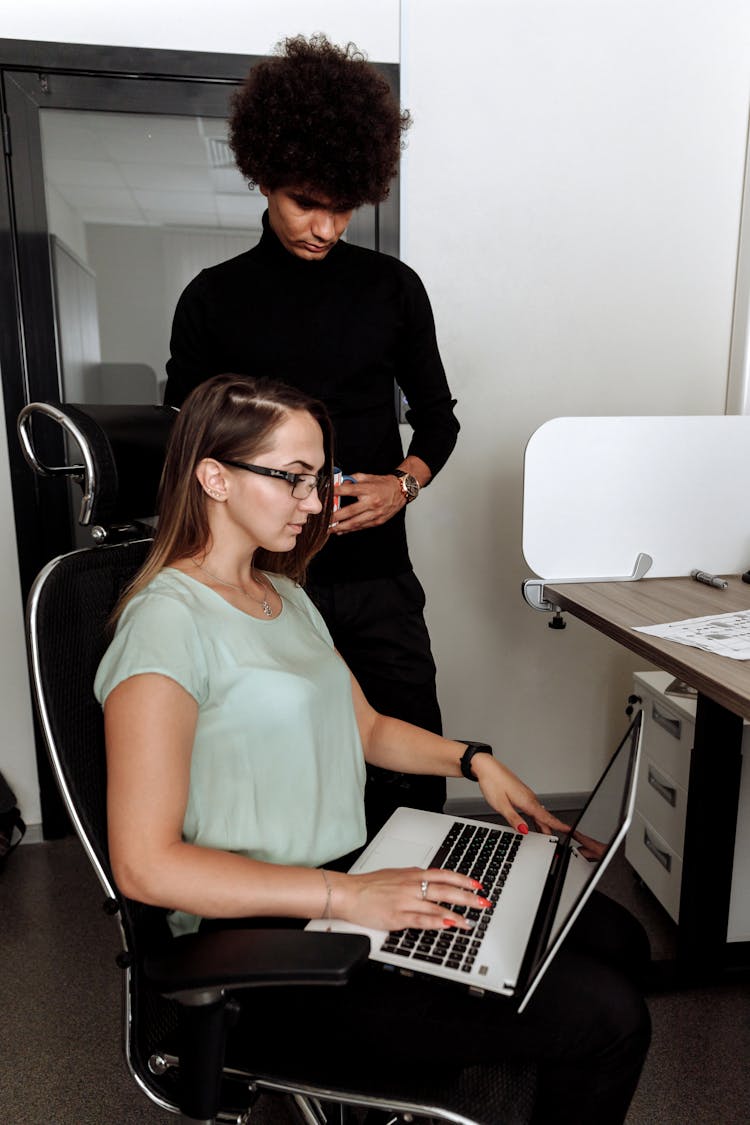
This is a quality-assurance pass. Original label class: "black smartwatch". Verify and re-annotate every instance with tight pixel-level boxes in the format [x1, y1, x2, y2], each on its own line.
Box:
[459, 741, 493, 781]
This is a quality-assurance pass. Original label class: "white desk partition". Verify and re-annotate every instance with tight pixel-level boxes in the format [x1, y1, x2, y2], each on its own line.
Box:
[522, 416, 750, 584]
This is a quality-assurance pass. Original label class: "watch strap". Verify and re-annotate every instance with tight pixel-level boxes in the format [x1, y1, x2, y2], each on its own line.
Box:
[459, 741, 493, 781]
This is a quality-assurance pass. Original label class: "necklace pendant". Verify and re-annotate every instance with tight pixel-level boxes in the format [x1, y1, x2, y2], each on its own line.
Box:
[262, 599, 273, 617]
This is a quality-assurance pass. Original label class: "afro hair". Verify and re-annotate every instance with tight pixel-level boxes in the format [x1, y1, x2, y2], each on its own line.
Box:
[229, 34, 412, 208]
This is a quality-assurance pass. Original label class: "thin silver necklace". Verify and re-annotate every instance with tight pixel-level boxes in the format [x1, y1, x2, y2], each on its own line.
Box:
[193, 559, 274, 617]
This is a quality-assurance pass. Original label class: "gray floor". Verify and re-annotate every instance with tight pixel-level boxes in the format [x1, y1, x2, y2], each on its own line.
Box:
[1, 833, 749, 1125]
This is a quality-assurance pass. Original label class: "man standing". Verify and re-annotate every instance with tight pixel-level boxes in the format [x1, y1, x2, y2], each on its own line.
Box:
[165, 35, 459, 835]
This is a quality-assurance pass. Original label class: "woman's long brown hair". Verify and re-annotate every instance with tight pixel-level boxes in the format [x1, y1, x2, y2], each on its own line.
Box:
[112, 373, 334, 623]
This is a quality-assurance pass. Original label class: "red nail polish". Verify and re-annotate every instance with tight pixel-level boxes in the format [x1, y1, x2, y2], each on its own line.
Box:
[470, 879, 484, 890]
[477, 896, 492, 908]
[517, 823, 529, 835]
[442, 918, 456, 928]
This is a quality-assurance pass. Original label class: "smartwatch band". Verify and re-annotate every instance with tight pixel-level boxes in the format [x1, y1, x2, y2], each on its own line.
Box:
[459, 741, 493, 781]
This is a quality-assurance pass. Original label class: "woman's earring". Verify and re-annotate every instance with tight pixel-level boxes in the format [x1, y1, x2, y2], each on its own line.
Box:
[206, 487, 225, 501]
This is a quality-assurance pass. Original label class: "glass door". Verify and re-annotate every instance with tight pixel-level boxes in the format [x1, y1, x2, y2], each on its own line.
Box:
[38, 106, 268, 407]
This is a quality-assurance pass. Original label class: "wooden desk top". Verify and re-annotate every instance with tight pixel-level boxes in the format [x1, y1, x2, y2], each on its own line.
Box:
[544, 575, 750, 720]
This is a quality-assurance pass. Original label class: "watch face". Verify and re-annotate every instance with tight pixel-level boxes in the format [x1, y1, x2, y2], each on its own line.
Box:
[403, 473, 420, 502]
[393, 469, 420, 502]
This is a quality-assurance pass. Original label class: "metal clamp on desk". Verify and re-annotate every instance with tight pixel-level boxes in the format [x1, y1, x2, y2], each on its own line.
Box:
[521, 551, 654, 615]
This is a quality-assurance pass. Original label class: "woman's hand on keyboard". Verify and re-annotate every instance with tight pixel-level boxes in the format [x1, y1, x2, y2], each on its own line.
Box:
[334, 865, 489, 932]
[471, 756, 571, 837]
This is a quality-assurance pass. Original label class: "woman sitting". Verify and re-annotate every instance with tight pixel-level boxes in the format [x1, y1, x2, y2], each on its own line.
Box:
[95, 373, 650, 1125]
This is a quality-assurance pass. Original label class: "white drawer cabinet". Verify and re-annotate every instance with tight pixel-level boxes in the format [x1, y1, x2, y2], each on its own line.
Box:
[636, 689, 692, 790]
[625, 671, 750, 941]
[633, 759, 688, 857]
[627, 811, 684, 923]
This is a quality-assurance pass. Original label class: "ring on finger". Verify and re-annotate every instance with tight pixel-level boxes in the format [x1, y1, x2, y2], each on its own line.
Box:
[420, 878, 429, 900]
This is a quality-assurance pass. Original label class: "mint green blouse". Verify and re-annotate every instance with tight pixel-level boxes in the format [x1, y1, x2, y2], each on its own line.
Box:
[94, 569, 367, 936]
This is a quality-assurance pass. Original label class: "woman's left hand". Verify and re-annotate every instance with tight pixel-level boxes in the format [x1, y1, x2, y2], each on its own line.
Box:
[471, 754, 570, 836]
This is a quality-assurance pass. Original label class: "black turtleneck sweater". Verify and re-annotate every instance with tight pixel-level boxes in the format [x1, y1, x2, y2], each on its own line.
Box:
[165, 213, 459, 583]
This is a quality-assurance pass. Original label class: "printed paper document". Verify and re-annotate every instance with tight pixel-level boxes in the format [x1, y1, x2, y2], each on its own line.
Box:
[634, 610, 750, 660]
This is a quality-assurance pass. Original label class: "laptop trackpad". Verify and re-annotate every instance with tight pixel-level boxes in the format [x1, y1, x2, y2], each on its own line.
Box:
[363, 836, 435, 871]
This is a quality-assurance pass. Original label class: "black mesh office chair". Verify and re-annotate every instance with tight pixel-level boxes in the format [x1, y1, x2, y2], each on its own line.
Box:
[19, 401, 537, 1125]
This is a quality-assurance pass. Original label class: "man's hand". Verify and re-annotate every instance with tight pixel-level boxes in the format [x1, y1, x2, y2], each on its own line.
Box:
[330, 473, 406, 533]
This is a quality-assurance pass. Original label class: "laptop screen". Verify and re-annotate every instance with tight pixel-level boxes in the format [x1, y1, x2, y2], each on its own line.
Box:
[516, 711, 642, 1010]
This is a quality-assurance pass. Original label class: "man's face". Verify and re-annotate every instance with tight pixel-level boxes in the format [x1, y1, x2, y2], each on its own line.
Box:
[260, 186, 354, 261]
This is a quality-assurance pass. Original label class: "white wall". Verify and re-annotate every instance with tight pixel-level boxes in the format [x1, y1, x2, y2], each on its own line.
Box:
[0, 393, 41, 827]
[86, 225, 168, 387]
[2, 0, 399, 62]
[727, 121, 750, 413]
[45, 184, 87, 262]
[403, 0, 750, 794]
[86, 225, 253, 391]
[3, 0, 750, 822]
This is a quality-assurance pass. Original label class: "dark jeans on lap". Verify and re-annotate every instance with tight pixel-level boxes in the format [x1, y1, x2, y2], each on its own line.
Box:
[202, 891, 651, 1125]
[306, 572, 446, 836]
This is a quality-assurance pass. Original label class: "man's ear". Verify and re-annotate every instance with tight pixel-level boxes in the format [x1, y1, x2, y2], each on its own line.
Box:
[258, 184, 270, 199]
[195, 458, 229, 502]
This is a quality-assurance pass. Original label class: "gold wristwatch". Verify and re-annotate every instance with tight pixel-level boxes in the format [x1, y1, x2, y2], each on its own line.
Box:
[391, 469, 420, 503]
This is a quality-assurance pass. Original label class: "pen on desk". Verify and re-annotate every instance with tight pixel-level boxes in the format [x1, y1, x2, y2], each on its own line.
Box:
[690, 569, 728, 589]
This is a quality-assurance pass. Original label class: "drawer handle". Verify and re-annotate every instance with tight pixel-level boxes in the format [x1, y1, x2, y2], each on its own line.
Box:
[647, 766, 677, 808]
[652, 704, 681, 740]
[643, 828, 672, 872]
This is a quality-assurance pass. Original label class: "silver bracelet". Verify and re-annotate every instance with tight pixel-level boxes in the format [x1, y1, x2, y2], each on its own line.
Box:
[321, 869, 333, 930]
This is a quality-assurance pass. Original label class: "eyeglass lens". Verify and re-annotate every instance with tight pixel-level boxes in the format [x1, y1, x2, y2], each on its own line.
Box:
[291, 476, 319, 499]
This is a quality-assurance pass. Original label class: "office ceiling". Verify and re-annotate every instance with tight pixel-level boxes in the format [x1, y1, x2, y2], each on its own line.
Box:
[40, 109, 265, 231]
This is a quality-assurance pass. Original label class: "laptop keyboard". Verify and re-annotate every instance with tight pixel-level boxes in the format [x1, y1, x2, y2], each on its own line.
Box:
[379, 821, 522, 972]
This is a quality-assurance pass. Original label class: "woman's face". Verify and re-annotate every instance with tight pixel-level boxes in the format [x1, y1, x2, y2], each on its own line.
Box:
[221, 409, 325, 553]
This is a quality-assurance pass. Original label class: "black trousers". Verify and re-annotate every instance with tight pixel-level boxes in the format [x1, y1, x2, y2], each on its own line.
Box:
[207, 892, 651, 1125]
[307, 572, 447, 836]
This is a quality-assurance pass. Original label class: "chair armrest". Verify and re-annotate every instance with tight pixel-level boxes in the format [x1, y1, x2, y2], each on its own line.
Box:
[144, 929, 370, 1000]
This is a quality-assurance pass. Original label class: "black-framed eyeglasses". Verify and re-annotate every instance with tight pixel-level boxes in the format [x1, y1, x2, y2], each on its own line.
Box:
[220, 460, 321, 499]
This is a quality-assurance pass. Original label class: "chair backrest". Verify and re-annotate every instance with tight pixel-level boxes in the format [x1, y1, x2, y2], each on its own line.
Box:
[93, 362, 161, 406]
[18, 401, 176, 532]
[26, 537, 186, 1109]
[21, 402, 185, 1112]
[27, 540, 150, 893]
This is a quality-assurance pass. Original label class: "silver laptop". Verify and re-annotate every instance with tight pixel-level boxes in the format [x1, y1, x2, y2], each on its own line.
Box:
[308, 712, 642, 1013]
